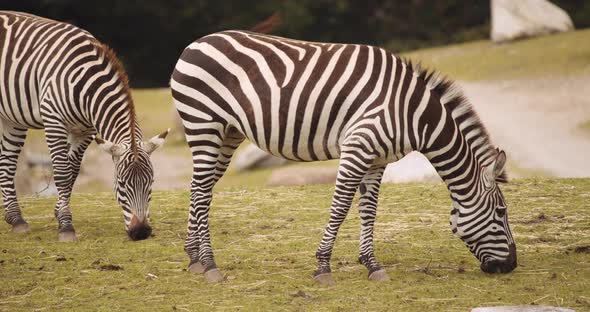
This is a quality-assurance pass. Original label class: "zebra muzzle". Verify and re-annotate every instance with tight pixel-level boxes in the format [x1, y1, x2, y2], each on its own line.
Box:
[127, 214, 152, 241]
[480, 243, 517, 274]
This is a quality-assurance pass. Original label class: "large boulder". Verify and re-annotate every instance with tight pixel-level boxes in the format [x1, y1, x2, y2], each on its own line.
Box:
[491, 0, 574, 43]
[233, 144, 289, 172]
[267, 166, 337, 186]
[382, 152, 440, 184]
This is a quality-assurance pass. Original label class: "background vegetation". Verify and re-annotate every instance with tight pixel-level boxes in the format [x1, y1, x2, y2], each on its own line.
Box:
[2, 0, 590, 86]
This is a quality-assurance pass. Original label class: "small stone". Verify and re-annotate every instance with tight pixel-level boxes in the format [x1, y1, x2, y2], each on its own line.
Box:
[146, 273, 158, 280]
[472, 305, 574, 312]
[291, 290, 310, 298]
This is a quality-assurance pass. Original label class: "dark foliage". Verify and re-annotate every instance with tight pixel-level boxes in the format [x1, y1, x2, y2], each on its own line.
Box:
[1, 0, 588, 87]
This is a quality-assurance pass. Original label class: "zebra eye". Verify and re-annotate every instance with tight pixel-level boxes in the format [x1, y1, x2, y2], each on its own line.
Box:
[496, 207, 506, 218]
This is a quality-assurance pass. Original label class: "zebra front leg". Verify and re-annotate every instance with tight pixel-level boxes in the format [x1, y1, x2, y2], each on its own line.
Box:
[186, 131, 243, 282]
[0, 122, 29, 233]
[44, 124, 78, 242]
[66, 130, 96, 191]
[357, 165, 389, 282]
[314, 143, 375, 285]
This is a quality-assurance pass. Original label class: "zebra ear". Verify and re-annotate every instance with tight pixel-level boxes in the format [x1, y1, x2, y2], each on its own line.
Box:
[143, 128, 170, 155]
[494, 149, 508, 183]
[95, 138, 125, 157]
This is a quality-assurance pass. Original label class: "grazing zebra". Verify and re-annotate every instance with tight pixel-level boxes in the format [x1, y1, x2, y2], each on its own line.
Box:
[171, 30, 516, 284]
[0, 11, 168, 241]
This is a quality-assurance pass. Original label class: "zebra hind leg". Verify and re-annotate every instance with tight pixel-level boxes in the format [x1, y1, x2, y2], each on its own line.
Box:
[186, 128, 244, 282]
[314, 139, 375, 286]
[0, 123, 30, 233]
[357, 165, 389, 282]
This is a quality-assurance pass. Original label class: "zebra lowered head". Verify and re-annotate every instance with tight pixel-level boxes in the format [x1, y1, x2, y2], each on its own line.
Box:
[449, 149, 516, 273]
[96, 130, 169, 241]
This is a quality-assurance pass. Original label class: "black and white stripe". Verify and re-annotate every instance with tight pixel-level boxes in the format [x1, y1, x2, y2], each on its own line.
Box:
[0, 11, 168, 241]
[171, 30, 516, 283]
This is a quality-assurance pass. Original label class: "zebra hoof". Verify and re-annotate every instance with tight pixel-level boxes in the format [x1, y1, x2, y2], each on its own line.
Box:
[58, 231, 77, 242]
[368, 269, 390, 282]
[313, 273, 336, 286]
[203, 268, 224, 283]
[12, 222, 30, 233]
[188, 261, 205, 274]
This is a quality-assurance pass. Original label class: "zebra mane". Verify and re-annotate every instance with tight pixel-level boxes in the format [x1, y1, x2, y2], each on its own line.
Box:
[92, 41, 139, 160]
[405, 59, 508, 182]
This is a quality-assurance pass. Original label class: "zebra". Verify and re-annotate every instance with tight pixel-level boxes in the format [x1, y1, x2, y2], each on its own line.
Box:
[171, 30, 516, 284]
[0, 11, 168, 241]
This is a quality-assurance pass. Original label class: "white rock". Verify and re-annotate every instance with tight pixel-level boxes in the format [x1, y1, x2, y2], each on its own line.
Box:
[382, 152, 440, 184]
[472, 305, 574, 312]
[267, 166, 337, 186]
[233, 144, 289, 172]
[491, 0, 574, 43]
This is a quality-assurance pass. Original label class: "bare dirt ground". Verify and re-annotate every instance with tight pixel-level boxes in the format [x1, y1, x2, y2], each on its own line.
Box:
[383, 74, 590, 183]
[83, 74, 590, 189]
[15, 74, 590, 195]
[462, 75, 590, 177]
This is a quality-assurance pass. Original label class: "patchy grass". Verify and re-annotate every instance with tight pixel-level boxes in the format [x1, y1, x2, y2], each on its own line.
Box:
[579, 120, 590, 136]
[132, 88, 178, 140]
[402, 28, 590, 81]
[1, 179, 589, 311]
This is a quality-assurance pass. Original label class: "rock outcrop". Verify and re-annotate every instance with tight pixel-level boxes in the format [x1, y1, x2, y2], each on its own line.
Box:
[491, 0, 574, 43]
[233, 144, 289, 172]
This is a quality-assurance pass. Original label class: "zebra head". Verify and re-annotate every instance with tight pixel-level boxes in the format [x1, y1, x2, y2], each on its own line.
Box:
[449, 149, 517, 274]
[96, 129, 169, 241]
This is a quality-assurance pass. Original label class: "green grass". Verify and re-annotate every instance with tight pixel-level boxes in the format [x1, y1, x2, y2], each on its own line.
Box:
[132, 88, 178, 139]
[402, 28, 590, 81]
[1, 179, 589, 311]
[580, 120, 590, 136]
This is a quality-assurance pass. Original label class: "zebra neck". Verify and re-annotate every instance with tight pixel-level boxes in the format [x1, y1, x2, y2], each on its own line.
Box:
[423, 126, 485, 204]
[90, 103, 142, 147]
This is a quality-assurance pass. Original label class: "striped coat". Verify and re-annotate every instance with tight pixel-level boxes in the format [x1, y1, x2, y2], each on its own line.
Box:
[172, 30, 516, 284]
[0, 11, 168, 241]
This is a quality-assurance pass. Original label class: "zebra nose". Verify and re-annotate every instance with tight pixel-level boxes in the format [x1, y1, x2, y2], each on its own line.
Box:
[480, 243, 517, 273]
[127, 215, 152, 241]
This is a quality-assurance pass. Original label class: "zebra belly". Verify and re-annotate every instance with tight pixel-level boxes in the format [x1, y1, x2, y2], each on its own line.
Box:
[0, 83, 44, 129]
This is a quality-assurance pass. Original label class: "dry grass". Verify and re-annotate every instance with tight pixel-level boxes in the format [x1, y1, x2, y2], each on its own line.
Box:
[0, 179, 589, 311]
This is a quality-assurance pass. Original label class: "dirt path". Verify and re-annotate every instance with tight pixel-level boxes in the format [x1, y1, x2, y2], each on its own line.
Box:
[153, 74, 590, 187]
[18, 75, 590, 194]
[461, 75, 590, 177]
[384, 74, 590, 182]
